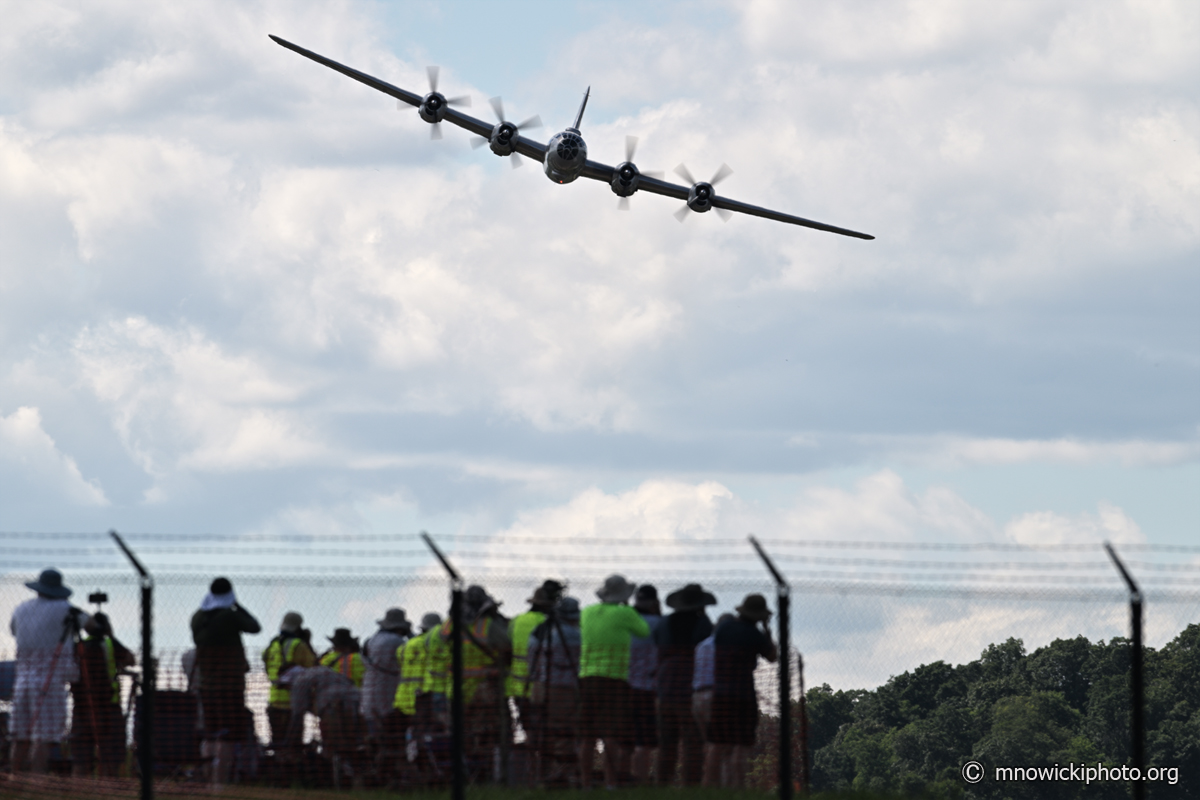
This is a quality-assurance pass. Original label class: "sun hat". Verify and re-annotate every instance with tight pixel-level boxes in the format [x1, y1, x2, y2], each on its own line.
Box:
[666, 583, 717, 611]
[328, 628, 359, 649]
[736, 593, 772, 622]
[420, 612, 443, 632]
[200, 577, 237, 611]
[378, 608, 412, 634]
[280, 612, 304, 634]
[25, 568, 72, 599]
[596, 574, 637, 604]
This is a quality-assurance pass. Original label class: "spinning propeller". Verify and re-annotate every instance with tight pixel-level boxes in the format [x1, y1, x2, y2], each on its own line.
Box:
[470, 96, 543, 167]
[612, 135, 663, 209]
[405, 66, 471, 140]
[673, 163, 734, 222]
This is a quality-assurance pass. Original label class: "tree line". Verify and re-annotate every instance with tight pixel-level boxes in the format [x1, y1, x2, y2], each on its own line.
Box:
[753, 622, 1199, 798]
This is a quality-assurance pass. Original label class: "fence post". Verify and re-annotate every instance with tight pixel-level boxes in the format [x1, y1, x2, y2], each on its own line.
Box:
[750, 535, 794, 800]
[110, 530, 154, 800]
[1104, 542, 1144, 800]
[422, 532, 466, 800]
[798, 652, 809, 793]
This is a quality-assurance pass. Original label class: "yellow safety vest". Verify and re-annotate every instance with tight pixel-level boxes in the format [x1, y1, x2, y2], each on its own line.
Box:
[506, 610, 545, 698]
[424, 625, 450, 695]
[439, 617, 498, 703]
[321, 651, 365, 687]
[264, 636, 304, 709]
[81, 635, 119, 705]
[393, 631, 432, 715]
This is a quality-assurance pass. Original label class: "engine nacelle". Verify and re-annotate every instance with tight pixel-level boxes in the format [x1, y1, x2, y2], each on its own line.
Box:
[543, 129, 588, 184]
[610, 161, 640, 197]
[418, 92, 448, 124]
[687, 181, 715, 213]
[488, 121, 519, 156]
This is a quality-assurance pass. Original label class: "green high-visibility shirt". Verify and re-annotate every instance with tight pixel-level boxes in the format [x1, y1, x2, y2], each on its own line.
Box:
[578, 603, 650, 681]
[506, 610, 546, 697]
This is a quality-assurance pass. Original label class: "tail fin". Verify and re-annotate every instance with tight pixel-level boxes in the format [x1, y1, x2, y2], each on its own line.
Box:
[571, 86, 591, 131]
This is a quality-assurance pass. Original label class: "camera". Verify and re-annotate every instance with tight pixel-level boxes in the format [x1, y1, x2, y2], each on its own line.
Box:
[541, 580, 565, 607]
[89, 591, 108, 606]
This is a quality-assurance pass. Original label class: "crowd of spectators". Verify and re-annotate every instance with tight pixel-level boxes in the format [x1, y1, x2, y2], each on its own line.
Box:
[6, 568, 778, 790]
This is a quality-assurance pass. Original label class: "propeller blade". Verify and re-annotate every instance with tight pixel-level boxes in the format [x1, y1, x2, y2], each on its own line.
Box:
[710, 163, 733, 185]
[511, 152, 523, 169]
[430, 121, 443, 140]
[446, 95, 472, 108]
[426, 66, 439, 93]
[470, 135, 489, 150]
[715, 207, 733, 222]
[489, 96, 506, 123]
[674, 163, 696, 185]
[674, 204, 691, 222]
[516, 114, 542, 131]
[625, 135, 638, 163]
[397, 99, 406, 111]
[618, 197, 631, 211]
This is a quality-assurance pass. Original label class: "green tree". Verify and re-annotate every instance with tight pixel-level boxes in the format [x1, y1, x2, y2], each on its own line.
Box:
[973, 691, 1112, 800]
[1027, 635, 1093, 713]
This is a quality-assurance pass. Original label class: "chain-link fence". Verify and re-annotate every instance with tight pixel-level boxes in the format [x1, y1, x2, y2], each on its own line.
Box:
[2, 532, 1199, 798]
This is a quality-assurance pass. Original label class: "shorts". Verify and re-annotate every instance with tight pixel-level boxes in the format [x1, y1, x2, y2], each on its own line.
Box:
[579, 676, 632, 745]
[708, 691, 758, 746]
[629, 687, 658, 747]
[10, 684, 69, 743]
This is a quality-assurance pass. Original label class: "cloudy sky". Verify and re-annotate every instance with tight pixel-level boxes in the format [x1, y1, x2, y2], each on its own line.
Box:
[1, 0, 1197, 596]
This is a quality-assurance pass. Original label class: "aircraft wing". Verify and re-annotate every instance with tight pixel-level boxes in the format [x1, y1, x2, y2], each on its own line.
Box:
[581, 161, 874, 239]
[268, 35, 548, 159]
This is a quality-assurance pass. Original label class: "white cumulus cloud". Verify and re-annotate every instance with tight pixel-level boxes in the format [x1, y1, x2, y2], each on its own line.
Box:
[0, 405, 107, 506]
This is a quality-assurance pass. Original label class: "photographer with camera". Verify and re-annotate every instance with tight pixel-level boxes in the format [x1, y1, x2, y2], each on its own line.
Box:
[70, 607, 135, 777]
[263, 611, 316, 749]
[709, 593, 778, 788]
[8, 568, 89, 774]
[191, 577, 261, 788]
[508, 580, 562, 733]
[527, 595, 582, 787]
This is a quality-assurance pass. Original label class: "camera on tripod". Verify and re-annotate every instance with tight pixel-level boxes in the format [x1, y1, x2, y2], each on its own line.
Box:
[540, 580, 565, 610]
[88, 591, 109, 607]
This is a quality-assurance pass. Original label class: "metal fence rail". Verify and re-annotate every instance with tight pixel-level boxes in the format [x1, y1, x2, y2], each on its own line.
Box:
[1, 531, 1198, 799]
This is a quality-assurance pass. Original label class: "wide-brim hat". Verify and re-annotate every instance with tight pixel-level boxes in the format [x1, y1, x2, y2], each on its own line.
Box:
[378, 608, 412, 634]
[26, 568, 71, 599]
[327, 628, 359, 649]
[666, 583, 716, 611]
[736, 593, 772, 622]
[420, 612, 443, 632]
[596, 574, 636, 604]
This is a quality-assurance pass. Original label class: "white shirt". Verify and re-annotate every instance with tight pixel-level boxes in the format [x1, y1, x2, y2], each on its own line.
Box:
[10, 597, 88, 688]
[360, 628, 405, 720]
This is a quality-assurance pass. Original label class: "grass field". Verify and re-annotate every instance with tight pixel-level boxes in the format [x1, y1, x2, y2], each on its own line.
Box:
[0, 775, 902, 800]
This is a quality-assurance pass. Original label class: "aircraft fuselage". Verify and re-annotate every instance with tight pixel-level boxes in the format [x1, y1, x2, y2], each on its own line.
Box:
[543, 129, 588, 184]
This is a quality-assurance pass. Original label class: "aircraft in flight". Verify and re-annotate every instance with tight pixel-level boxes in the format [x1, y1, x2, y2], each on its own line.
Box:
[269, 35, 874, 240]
